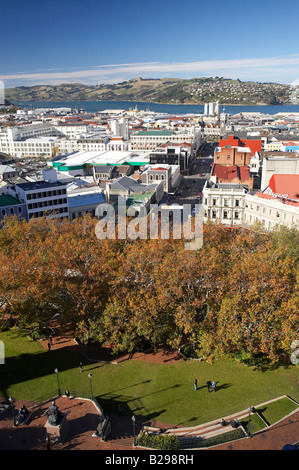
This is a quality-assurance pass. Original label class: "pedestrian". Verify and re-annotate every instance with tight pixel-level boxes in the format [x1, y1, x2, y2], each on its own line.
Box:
[194, 378, 197, 391]
[79, 362, 83, 373]
[46, 435, 51, 450]
[47, 342, 51, 351]
[212, 380, 217, 392]
[65, 390, 70, 400]
[206, 379, 211, 392]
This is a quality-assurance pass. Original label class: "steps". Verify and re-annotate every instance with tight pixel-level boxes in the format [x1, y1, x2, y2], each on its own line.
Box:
[142, 410, 250, 448]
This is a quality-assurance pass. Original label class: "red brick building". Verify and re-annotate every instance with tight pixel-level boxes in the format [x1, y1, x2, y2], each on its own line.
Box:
[211, 163, 254, 189]
[214, 135, 262, 166]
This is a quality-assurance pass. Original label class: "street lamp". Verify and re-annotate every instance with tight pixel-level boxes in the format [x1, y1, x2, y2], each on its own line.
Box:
[132, 414, 136, 447]
[54, 368, 61, 396]
[8, 397, 16, 427]
[88, 373, 94, 400]
[247, 407, 251, 438]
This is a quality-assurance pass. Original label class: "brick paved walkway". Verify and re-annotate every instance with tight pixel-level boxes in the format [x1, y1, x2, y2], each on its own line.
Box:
[1, 395, 298, 450]
[1, 326, 298, 450]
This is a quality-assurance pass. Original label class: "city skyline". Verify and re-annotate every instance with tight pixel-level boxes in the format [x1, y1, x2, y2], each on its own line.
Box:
[1, 0, 299, 88]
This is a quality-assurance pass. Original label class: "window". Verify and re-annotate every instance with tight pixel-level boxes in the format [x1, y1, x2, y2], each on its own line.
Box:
[212, 210, 216, 218]
[224, 199, 228, 207]
[235, 211, 239, 219]
[212, 198, 217, 206]
[223, 211, 228, 219]
[235, 199, 240, 207]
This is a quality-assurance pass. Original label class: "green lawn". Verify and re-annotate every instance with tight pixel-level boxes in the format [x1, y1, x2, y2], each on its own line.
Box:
[1, 330, 298, 427]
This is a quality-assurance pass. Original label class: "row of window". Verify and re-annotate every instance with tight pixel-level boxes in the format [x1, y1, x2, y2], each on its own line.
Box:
[245, 214, 299, 228]
[205, 209, 240, 220]
[205, 197, 242, 207]
[26, 189, 67, 200]
[247, 203, 298, 220]
[1, 206, 23, 216]
[29, 208, 68, 218]
[27, 198, 67, 210]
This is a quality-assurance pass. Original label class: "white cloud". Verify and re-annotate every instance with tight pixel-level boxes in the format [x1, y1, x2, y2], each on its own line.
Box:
[2, 55, 299, 87]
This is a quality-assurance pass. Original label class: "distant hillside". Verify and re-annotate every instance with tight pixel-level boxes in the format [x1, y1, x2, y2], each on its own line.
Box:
[5, 77, 292, 105]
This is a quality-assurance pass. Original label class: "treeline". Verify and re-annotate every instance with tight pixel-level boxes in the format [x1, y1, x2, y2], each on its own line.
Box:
[0, 215, 298, 365]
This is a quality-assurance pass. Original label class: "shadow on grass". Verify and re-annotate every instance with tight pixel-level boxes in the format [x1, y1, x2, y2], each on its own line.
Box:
[0, 348, 86, 399]
[95, 383, 182, 418]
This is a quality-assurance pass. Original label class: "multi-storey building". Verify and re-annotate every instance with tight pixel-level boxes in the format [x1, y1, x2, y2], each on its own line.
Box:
[130, 127, 202, 153]
[210, 163, 254, 189]
[202, 181, 249, 226]
[8, 169, 69, 220]
[149, 146, 189, 171]
[244, 174, 299, 230]
[214, 135, 262, 166]
[260, 153, 299, 190]
[136, 164, 181, 193]
[0, 124, 62, 157]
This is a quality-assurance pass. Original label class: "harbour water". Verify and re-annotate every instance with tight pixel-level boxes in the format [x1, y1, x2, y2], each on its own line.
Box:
[13, 100, 299, 116]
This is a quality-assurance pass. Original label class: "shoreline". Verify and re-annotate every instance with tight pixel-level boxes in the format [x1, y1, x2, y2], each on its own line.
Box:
[9, 99, 291, 107]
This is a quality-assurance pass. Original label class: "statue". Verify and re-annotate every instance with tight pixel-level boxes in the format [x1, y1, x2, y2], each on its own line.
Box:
[44, 400, 63, 426]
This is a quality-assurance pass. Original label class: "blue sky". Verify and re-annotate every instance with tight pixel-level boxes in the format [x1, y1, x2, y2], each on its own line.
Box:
[1, 0, 299, 88]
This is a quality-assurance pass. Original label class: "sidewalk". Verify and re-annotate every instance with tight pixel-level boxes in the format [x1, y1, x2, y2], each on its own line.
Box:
[1, 326, 298, 450]
[1, 395, 298, 450]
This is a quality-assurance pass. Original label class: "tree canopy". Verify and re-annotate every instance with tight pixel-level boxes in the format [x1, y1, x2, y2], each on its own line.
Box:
[0, 215, 298, 365]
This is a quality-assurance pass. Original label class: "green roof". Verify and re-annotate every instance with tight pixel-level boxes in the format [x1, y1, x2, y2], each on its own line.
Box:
[0, 195, 20, 207]
[135, 130, 173, 136]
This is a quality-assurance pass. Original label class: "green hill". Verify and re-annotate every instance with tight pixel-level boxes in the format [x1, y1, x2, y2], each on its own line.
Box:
[5, 77, 292, 105]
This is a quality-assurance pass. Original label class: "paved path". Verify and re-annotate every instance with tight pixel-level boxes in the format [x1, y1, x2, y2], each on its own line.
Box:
[1, 395, 298, 450]
[1, 326, 298, 451]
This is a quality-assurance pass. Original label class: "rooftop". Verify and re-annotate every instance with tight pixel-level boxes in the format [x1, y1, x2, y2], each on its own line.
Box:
[0, 194, 21, 207]
[15, 180, 66, 191]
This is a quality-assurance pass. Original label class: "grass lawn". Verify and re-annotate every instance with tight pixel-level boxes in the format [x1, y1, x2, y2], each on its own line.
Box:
[1, 330, 298, 427]
[256, 397, 299, 425]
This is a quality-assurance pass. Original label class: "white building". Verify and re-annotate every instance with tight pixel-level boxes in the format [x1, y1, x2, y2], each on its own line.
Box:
[244, 193, 299, 230]
[137, 164, 181, 193]
[8, 169, 69, 220]
[261, 154, 299, 190]
[202, 181, 249, 226]
[244, 174, 299, 230]
[0, 123, 62, 157]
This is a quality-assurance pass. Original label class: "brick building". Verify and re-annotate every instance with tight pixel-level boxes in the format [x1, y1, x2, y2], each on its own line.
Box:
[214, 135, 262, 166]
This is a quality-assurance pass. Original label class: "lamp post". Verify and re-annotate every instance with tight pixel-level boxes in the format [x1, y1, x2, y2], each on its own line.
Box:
[88, 373, 94, 400]
[8, 397, 16, 427]
[54, 368, 61, 396]
[132, 414, 136, 447]
[247, 407, 251, 438]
